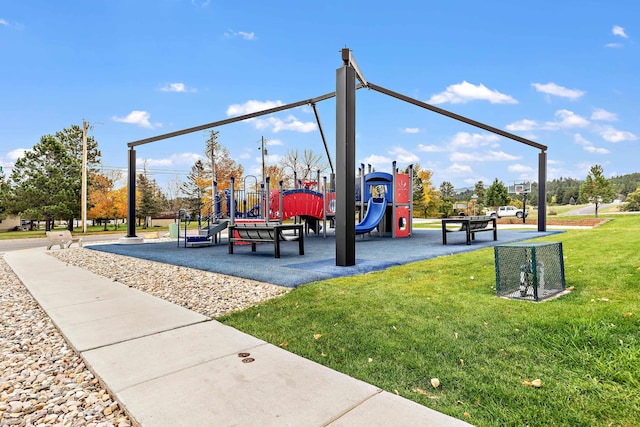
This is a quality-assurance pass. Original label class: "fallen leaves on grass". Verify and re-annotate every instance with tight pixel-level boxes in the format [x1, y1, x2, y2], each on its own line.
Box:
[412, 388, 439, 399]
[313, 333, 322, 340]
[522, 379, 543, 388]
[624, 312, 633, 318]
[459, 359, 465, 367]
[566, 286, 575, 291]
[279, 342, 288, 347]
[431, 378, 440, 389]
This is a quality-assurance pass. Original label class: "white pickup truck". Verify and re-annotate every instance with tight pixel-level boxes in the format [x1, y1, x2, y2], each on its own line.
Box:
[486, 206, 528, 219]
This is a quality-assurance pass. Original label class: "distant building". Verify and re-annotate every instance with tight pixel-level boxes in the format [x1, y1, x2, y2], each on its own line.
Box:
[0, 215, 22, 232]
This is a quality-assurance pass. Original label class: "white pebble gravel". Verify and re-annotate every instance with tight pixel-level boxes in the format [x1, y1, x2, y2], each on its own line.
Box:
[1, 255, 131, 426]
[48, 247, 289, 319]
[1, 245, 288, 426]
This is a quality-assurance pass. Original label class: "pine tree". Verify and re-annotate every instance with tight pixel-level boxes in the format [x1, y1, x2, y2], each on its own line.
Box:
[579, 164, 615, 218]
[181, 159, 208, 219]
[137, 169, 163, 228]
[7, 136, 78, 230]
[485, 178, 510, 208]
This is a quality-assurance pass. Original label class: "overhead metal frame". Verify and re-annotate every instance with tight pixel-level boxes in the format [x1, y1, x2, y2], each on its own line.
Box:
[125, 47, 548, 266]
[365, 82, 548, 233]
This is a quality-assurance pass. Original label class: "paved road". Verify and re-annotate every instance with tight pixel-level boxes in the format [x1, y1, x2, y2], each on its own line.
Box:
[0, 233, 126, 252]
[563, 201, 622, 216]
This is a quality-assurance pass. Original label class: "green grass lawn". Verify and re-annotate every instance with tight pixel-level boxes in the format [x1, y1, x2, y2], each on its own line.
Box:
[220, 215, 640, 426]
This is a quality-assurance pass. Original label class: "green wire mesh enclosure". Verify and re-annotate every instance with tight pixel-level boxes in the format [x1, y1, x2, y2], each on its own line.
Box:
[494, 242, 566, 301]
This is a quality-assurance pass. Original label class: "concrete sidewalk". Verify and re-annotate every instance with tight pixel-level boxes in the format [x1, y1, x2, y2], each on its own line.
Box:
[5, 248, 472, 427]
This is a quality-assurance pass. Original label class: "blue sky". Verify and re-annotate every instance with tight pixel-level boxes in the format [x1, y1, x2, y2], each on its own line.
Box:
[1, 1, 638, 191]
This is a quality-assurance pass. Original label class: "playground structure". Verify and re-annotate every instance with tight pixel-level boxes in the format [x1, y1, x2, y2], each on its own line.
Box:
[221, 161, 412, 239]
[355, 161, 413, 237]
[175, 208, 229, 248]
[125, 47, 549, 267]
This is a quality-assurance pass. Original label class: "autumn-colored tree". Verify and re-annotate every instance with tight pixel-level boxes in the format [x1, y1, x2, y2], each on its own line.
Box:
[87, 174, 116, 230]
[111, 186, 128, 228]
[205, 131, 244, 194]
[414, 165, 438, 216]
[87, 172, 129, 230]
[265, 164, 286, 189]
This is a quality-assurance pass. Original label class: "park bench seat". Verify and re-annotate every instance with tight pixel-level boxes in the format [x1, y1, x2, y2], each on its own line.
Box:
[228, 222, 304, 258]
[46, 230, 83, 250]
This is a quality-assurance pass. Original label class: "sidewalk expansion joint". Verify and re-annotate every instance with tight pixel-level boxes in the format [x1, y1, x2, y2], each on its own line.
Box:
[77, 318, 213, 353]
[321, 387, 384, 426]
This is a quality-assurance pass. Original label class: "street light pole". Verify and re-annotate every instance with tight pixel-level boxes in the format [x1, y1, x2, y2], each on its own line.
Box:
[81, 121, 88, 233]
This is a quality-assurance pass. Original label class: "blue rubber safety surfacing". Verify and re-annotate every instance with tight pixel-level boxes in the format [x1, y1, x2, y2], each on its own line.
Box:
[87, 229, 562, 288]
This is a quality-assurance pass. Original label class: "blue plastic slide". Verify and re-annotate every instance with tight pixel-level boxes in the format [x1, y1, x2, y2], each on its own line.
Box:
[355, 196, 387, 235]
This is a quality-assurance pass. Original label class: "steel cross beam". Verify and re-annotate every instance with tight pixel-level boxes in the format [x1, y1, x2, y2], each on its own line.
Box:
[127, 91, 338, 148]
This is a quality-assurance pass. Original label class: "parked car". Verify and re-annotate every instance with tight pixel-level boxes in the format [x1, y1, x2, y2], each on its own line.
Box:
[486, 206, 528, 219]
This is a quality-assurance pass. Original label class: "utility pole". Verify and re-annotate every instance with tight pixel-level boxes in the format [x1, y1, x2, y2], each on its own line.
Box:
[260, 136, 267, 189]
[206, 130, 219, 217]
[81, 120, 88, 233]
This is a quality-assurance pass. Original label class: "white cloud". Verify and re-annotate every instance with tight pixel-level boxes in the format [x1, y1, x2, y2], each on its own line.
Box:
[427, 81, 517, 105]
[612, 25, 628, 38]
[112, 110, 157, 128]
[256, 154, 283, 165]
[543, 109, 589, 130]
[449, 132, 500, 148]
[450, 150, 520, 162]
[160, 82, 196, 93]
[444, 163, 473, 176]
[532, 82, 585, 100]
[574, 133, 610, 154]
[137, 152, 203, 167]
[417, 144, 445, 152]
[388, 146, 420, 164]
[224, 30, 255, 40]
[505, 119, 539, 132]
[226, 100, 316, 132]
[598, 125, 638, 142]
[226, 100, 284, 116]
[362, 154, 393, 171]
[584, 145, 610, 154]
[506, 110, 588, 132]
[0, 18, 8, 26]
[591, 108, 617, 121]
[402, 127, 420, 134]
[254, 115, 316, 133]
[605, 42, 623, 48]
[7, 148, 27, 161]
[266, 138, 283, 146]
[508, 164, 533, 173]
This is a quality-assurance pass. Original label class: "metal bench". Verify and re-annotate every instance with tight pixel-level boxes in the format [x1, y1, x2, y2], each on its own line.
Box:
[228, 222, 304, 258]
[441, 216, 497, 245]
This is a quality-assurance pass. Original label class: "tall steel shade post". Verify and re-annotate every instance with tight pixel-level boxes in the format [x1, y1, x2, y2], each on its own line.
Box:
[538, 151, 547, 232]
[127, 147, 137, 238]
[335, 59, 357, 266]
